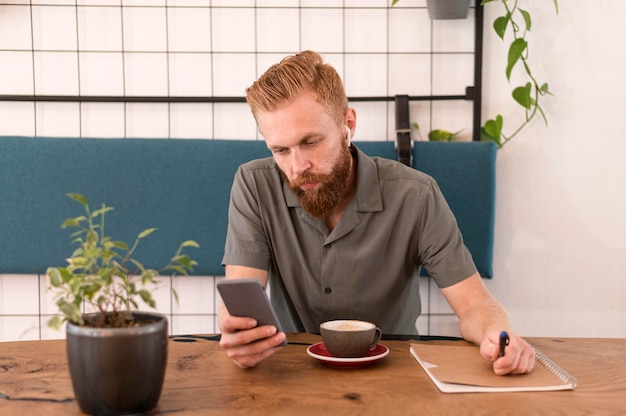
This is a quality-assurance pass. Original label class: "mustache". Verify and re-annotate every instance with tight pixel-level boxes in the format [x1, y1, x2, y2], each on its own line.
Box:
[291, 172, 330, 188]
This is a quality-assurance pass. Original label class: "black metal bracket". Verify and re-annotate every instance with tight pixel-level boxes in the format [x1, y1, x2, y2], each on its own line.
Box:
[394, 95, 412, 167]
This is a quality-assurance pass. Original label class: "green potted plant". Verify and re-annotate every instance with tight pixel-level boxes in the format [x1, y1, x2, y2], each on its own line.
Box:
[46, 193, 199, 416]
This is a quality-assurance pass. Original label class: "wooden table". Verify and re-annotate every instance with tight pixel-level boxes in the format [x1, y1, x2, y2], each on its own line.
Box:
[1, 334, 624, 415]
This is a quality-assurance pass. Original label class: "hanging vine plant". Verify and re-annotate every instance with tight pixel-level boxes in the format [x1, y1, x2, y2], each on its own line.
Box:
[391, 0, 559, 148]
[480, 0, 559, 147]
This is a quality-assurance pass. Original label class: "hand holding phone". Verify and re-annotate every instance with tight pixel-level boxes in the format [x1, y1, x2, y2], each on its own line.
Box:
[217, 278, 287, 347]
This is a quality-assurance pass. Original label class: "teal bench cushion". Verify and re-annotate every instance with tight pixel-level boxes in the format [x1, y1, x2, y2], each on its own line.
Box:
[0, 137, 269, 275]
[414, 141, 497, 278]
[0, 137, 494, 278]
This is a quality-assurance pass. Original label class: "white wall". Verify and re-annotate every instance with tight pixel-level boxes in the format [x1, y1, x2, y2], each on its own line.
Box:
[482, 1, 626, 337]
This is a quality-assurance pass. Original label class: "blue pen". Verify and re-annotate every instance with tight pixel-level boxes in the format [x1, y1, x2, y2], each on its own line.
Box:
[498, 331, 510, 358]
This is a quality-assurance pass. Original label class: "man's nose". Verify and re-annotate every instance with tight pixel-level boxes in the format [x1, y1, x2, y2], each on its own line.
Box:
[290, 149, 311, 176]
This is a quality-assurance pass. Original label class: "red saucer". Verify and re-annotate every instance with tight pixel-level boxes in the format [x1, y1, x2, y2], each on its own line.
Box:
[307, 342, 389, 368]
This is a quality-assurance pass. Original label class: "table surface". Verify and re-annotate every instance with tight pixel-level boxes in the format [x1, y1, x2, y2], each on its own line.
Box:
[1, 333, 625, 415]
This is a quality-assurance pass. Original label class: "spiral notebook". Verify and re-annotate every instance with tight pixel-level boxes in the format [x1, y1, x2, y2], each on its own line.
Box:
[410, 342, 577, 393]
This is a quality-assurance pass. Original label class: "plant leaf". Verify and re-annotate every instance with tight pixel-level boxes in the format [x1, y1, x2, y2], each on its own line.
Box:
[67, 193, 88, 206]
[518, 8, 532, 31]
[506, 38, 527, 80]
[92, 206, 114, 218]
[138, 290, 156, 308]
[181, 240, 200, 248]
[59, 300, 82, 324]
[141, 269, 158, 285]
[512, 83, 532, 109]
[138, 228, 158, 239]
[130, 258, 146, 273]
[48, 316, 63, 330]
[173, 255, 199, 270]
[428, 129, 460, 142]
[86, 229, 99, 245]
[61, 217, 83, 229]
[110, 240, 129, 250]
[47, 267, 63, 287]
[493, 15, 509, 39]
[481, 115, 503, 146]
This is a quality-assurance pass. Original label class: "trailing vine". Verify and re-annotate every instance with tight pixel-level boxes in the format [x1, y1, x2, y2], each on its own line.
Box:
[391, 0, 559, 148]
[480, 0, 559, 147]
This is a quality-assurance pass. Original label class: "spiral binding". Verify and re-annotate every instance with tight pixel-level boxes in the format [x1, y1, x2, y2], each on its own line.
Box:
[532, 345, 578, 388]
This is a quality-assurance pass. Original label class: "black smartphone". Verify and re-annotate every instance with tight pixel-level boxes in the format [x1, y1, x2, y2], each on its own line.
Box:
[216, 278, 287, 346]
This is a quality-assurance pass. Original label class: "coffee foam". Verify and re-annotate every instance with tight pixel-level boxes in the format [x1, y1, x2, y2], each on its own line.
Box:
[322, 320, 373, 331]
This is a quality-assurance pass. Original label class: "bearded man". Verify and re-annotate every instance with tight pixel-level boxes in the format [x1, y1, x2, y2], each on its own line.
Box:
[218, 51, 535, 375]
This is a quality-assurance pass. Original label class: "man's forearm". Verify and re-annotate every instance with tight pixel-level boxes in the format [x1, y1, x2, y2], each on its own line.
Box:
[441, 272, 511, 345]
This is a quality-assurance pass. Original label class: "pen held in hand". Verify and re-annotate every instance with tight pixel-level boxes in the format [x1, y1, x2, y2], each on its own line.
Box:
[498, 331, 510, 358]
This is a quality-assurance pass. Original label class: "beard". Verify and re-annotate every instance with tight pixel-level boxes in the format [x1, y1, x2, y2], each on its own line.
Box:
[285, 145, 352, 218]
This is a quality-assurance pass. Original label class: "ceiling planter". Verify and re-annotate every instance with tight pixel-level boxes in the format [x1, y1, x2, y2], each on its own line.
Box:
[426, 0, 471, 19]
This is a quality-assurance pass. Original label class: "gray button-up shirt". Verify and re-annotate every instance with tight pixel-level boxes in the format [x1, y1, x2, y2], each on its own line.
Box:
[222, 145, 476, 335]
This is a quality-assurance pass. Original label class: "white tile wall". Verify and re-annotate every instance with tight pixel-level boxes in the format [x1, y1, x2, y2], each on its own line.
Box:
[0, 1, 475, 341]
[77, 7, 123, 51]
[79, 53, 125, 95]
[345, 8, 388, 53]
[168, 54, 214, 96]
[0, 101, 36, 136]
[35, 102, 81, 137]
[300, 9, 343, 52]
[170, 103, 214, 139]
[0, 273, 220, 341]
[0, 6, 32, 50]
[388, 7, 431, 53]
[32, 6, 78, 51]
[124, 7, 168, 51]
[34, 52, 80, 95]
[256, 8, 300, 52]
[0, 51, 34, 95]
[167, 8, 213, 52]
[432, 9, 475, 52]
[80, 102, 127, 137]
[126, 103, 170, 137]
[211, 8, 256, 52]
[212, 53, 257, 96]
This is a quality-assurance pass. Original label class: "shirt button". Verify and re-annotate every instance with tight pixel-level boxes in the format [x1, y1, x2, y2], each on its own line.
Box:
[324, 243, 332, 248]
[324, 287, 332, 294]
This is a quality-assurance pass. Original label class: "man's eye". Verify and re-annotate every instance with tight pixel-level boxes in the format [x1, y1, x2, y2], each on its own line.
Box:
[273, 149, 287, 155]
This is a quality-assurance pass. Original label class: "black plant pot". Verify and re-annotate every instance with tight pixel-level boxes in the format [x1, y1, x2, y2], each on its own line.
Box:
[66, 312, 168, 415]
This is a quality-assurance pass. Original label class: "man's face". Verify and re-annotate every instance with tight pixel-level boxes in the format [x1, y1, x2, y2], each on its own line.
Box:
[257, 91, 352, 218]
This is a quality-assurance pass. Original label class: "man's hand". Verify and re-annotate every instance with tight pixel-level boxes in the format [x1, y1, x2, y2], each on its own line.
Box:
[218, 312, 287, 368]
[480, 329, 535, 375]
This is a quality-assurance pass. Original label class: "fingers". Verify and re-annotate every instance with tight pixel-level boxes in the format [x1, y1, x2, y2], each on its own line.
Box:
[219, 315, 286, 368]
[219, 314, 258, 334]
[492, 335, 535, 375]
[480, 330, 536, 375]
[479, 330, 503, 362]
[228, 335, 286, 368]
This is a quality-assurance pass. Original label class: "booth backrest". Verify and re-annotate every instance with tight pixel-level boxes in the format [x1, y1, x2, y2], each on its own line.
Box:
[0, 137, 495, 277]
[413, 142, 497, 278]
